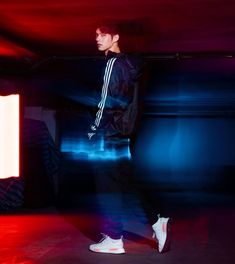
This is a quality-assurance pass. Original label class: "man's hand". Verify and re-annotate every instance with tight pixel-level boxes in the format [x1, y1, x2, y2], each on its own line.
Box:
[88, 132, 96, 140]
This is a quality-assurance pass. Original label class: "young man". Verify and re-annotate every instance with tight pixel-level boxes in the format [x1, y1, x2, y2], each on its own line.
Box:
[88, 23, 170, 254]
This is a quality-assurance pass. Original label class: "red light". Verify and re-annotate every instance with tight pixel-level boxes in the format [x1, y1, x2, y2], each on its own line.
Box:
[0, 37, 35, 57]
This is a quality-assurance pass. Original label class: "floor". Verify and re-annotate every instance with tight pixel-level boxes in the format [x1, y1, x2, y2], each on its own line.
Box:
[1, 191, 235, 264]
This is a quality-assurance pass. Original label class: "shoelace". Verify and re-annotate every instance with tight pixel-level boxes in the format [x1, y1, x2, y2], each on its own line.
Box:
[98, 233, 109, 244]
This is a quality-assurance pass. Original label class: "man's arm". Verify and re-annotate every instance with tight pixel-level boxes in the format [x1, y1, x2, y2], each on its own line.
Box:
[87, 57, 118, 139]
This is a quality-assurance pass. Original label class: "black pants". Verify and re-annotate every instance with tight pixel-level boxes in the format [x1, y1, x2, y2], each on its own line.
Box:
[91, 137, 158, 239]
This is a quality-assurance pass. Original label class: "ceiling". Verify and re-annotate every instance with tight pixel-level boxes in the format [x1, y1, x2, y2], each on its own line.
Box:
[1, 0, 235, 58]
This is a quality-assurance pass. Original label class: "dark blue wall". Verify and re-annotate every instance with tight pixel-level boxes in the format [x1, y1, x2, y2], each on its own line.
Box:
[133, 57, 235, 191]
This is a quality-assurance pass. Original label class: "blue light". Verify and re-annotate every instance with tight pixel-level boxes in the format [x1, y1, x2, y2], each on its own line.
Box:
[60, 137, 131, 161]
[134, 117, 235, 185]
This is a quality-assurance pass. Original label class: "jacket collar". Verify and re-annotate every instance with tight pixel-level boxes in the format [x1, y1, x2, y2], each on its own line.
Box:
[106, 50, 122, 59]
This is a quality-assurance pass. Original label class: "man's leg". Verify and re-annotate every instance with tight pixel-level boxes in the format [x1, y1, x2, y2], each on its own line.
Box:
[93, 159, 124, 239]
[120, 145, 171, 253]
[89, 155, 125, 254]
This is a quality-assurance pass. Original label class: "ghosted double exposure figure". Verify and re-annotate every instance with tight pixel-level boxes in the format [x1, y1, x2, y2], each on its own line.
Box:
[87, 22, 171, 254]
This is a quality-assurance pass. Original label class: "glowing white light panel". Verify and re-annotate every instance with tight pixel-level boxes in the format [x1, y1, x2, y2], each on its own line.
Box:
[0, 95, 19, 179]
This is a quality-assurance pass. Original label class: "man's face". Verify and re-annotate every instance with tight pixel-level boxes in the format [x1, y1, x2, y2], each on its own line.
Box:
[95, 28, 116, 53]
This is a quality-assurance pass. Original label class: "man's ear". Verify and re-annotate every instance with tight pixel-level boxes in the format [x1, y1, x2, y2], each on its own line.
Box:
[113, 34, 119, 43]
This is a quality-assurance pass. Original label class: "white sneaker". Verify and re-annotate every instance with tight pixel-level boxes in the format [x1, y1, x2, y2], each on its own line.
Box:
[152, 214, 171, 253]
[89, 234, 125, 254]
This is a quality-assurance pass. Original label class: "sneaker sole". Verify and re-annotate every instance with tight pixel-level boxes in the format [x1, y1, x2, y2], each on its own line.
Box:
[89, 248, 125, 254]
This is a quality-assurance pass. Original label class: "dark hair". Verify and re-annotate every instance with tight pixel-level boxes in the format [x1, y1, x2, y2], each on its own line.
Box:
[97, 22, 120, 36]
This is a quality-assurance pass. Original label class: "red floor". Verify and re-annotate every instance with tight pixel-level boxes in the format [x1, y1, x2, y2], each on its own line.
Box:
[1, 202, 235, 264]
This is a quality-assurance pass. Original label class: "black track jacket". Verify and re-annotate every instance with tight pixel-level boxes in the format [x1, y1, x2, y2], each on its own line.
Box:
[88, 51, 143, 139]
